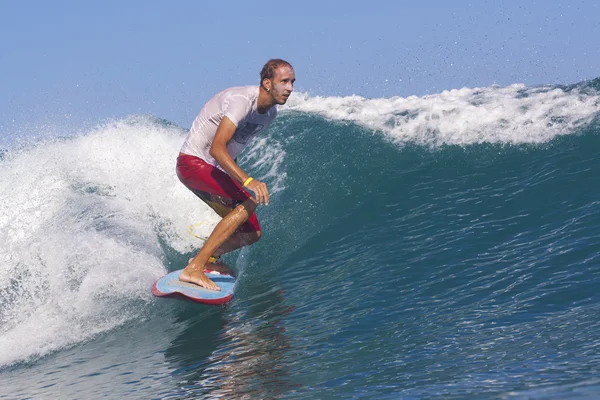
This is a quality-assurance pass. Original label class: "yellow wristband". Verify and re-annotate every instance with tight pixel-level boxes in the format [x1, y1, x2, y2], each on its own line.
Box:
[243, 177, 254, 187]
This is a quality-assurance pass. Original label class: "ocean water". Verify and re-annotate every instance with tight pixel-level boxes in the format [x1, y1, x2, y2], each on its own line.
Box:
[1, 79, 600, 399]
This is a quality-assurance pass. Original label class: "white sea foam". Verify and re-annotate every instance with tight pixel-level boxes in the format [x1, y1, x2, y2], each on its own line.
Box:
[285, 83, 600, 145]
[240, 136, 287, 194]
[0, 116, 220, 367]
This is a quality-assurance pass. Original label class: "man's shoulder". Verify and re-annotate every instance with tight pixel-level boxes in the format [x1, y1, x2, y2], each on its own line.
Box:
[220, 85, 259, 100]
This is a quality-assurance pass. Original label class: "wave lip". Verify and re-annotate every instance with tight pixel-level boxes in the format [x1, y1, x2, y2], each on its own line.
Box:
[285, 81, 600, 145]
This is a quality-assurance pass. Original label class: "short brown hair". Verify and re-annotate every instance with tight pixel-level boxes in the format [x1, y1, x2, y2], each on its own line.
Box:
[260, 59, 293, 86]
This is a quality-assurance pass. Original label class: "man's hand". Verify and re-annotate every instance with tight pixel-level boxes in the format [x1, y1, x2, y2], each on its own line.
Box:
[246, 179, 269, 205]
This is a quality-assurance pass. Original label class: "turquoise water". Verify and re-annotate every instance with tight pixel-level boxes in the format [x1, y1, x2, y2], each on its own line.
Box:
[1, 80, 600, 399]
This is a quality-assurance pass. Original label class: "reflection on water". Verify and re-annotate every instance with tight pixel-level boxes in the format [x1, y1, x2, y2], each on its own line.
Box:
[163, 278, 296, 398]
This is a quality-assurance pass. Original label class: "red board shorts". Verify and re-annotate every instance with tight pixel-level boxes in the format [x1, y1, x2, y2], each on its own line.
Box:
[176, 153, 260, 234]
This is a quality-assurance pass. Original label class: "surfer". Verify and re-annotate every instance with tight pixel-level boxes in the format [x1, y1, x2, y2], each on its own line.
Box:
[176, 59, 295, 290]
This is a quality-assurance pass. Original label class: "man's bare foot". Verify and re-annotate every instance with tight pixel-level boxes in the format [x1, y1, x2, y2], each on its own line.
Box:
[179, 265, 220, 291]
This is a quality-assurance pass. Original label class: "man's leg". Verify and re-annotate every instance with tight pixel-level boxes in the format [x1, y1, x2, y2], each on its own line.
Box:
[200, 230, 261, 276]
[213, 230, 261, 257]
[179, 198, 257, 290]
[186, 231, 261, 275]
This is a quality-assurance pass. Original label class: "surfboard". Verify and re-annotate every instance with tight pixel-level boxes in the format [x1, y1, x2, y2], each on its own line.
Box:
[152, 270, 236, 305]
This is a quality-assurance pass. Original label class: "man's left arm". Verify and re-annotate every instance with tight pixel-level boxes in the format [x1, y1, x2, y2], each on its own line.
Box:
[210, 117, 270, 205]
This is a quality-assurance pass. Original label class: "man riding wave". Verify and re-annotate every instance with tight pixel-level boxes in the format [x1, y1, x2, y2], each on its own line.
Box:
[176, 59, 295, 290]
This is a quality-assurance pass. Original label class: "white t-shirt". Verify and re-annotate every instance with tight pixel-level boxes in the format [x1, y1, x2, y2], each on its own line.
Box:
[180, 86, 277, 170]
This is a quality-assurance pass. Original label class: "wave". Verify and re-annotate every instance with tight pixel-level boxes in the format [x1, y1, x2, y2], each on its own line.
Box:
[284, 78, 600, 145]
[1, 78, 598, 368]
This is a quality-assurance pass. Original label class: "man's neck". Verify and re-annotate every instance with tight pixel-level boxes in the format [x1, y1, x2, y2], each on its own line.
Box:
[257, 86, 275, 114]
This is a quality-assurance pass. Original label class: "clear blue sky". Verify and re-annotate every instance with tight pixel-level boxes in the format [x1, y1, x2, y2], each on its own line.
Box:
[1, 0, 599, 144]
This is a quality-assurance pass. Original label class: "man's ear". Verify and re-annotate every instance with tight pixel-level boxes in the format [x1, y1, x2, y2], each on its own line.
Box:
[262, 78, 272, 92]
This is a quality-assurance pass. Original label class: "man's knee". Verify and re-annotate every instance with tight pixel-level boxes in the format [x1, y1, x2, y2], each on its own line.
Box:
[239, 198, 257, 217]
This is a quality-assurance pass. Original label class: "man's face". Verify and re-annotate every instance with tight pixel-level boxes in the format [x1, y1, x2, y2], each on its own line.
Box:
[268, 65, 295, 105]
